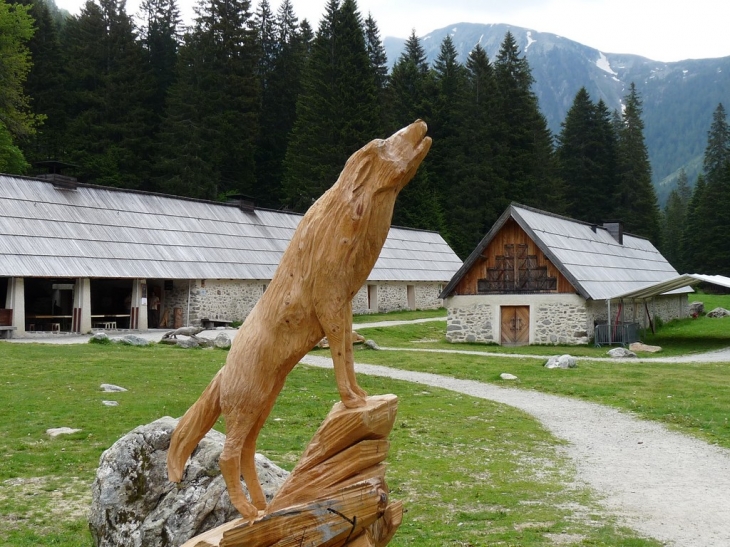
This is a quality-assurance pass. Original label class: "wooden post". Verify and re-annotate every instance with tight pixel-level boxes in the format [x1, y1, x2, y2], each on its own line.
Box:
[181, 395, 402, 547]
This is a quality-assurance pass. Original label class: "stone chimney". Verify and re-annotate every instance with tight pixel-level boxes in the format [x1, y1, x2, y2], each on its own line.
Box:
[603, 221, 623, 244]
[34, 160, 78, 190]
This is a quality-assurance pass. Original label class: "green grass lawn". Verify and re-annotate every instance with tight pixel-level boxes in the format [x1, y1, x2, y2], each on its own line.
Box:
[0, 342, 658, 547]
[352, 307, 447, 324]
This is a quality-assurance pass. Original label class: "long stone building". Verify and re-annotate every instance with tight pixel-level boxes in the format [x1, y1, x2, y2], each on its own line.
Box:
[0, 174, 462, 337]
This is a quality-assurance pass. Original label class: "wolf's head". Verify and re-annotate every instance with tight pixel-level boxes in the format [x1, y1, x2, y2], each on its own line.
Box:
[343, 120, 432, 199]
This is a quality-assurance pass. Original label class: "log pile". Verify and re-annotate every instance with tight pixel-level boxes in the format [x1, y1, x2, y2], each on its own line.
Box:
[182, 395, 401, 547]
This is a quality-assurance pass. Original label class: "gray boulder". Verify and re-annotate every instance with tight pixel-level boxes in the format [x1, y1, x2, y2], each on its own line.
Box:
[544, 354, 578, 369]
[91, 333, 110, 343]
[706, 307, 730, 318]
[116, 335, 151, 346]
[214, 332, 231, 349]
[607, 347, 637, 358]
[688, 301, 704, 316]
[176, 337, 200, 349]
[500, 373, 518, 380]
[89, 416, 288, 547]
[364, 339, 380, 350]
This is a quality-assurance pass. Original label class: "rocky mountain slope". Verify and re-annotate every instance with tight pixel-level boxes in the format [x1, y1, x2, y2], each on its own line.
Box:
[384, 23, 730, 202]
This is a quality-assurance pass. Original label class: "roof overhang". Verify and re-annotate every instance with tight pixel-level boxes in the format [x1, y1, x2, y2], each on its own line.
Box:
[610, 274, 730, 300]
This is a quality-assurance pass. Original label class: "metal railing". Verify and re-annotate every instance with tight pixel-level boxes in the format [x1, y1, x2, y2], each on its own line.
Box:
[594, 322, 641, 347]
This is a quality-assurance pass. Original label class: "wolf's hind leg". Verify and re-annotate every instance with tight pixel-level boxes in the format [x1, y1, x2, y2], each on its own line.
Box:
[219, 414, 259, 519]
[240, 407, 272, 510]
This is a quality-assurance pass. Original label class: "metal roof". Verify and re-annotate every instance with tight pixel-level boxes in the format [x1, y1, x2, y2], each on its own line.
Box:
[612, 274, 730, 300]
[0, 175, 462, 282]
[441, 203, 690, 301]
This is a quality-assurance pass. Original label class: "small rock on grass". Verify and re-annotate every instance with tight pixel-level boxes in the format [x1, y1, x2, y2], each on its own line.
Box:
[46, 427, 82, 437]
[101, 383, 128, 392]
[500, 373, 518, 380]
[102, 400, 119, 407]
[607, 347, 637, 358]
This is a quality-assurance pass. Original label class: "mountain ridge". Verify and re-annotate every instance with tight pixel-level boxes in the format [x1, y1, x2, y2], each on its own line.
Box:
[383, 23, 730, 203]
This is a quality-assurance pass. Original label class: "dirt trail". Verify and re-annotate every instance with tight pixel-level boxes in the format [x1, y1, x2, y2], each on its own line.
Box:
[301, 354, 730, 547]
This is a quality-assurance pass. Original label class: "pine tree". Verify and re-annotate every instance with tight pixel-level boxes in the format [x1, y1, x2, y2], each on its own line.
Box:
[385, 29, 444, 231]
[157, 0, 259, 199]
[614, 82, 661, 242]
[17, 0, 66, 164]
[448, 43, 502, 258]
[62, 0, 157, 188]
[557, 88, 618, 223]
[252, 0, 305, 207]
[693, 104, 730, 274]
[0, 0, 39, 164]
[493, 31, 562, 212]
[703, 103, 730, 185]
[660, 168, 691, 271]
[281, 0, 379, 211]
[363, 12, 388, 133]
[681, 174, 706, 272]
[138, 0, 181, 127]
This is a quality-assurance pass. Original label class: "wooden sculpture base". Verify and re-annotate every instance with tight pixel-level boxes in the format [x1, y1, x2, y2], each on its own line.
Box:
[183, 395, 401, 547]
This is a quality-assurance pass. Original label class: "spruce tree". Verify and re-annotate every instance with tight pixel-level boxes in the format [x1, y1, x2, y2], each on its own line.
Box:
[703, 103, 730, 186]
[0, 0, 39, 159]
[252, 0, 305, 207]
[18, 0, 66, 164]
[281, 0, 379, 211]
[448, 43, 502, 258]
[681, 174, 706, 272]
[385, 29, 444, 231]
[363, 12, 388, 133]
[493, 31, 562, 213]
[157, 0, 259, 199]
[614, 82, 661, 242]
[62, 0, 156, 188]
[557, 88, 617, 223]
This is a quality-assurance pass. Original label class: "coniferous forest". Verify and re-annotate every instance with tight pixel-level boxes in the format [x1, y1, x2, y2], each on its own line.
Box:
[1, 0, 729, 276]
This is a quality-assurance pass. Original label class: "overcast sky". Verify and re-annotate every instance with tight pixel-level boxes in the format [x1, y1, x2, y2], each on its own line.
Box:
[53, 0, 730, 62]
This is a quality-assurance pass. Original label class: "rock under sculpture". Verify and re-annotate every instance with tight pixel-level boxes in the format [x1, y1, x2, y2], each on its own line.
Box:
[167, 121, 432, 524]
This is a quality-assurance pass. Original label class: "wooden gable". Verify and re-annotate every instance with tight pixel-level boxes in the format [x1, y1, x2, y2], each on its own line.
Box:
[452, 218, 577, 296]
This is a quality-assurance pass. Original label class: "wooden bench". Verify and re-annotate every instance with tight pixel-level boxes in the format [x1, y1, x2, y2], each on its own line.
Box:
[201, 318, 233, 329]
[0, 309, 15, 339]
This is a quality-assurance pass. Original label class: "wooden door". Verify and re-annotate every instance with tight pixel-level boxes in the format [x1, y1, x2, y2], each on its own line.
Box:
[500, 306, 529, 346]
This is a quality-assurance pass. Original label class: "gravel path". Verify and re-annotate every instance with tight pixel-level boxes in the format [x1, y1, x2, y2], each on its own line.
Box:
[301, 354, 730, 547]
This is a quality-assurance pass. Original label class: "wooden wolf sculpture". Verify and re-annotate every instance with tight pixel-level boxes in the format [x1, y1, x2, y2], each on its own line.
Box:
[167, 120, 432, 519]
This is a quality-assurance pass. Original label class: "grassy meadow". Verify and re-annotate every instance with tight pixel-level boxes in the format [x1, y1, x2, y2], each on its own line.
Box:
[1, 293, 729, 546]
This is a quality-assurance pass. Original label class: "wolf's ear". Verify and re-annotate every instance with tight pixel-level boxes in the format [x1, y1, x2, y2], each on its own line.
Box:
[350, 154, 374, 196]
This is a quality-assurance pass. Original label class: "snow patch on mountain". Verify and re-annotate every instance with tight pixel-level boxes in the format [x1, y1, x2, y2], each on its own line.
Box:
[596, 52, 617, 75]
[526, 31, 536, 51]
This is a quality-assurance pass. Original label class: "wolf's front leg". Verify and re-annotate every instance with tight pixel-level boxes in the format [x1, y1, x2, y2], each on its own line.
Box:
[318, 300, 367, 407]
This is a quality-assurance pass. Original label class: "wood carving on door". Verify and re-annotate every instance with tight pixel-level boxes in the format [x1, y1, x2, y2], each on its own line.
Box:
[501, 306, 529, 346]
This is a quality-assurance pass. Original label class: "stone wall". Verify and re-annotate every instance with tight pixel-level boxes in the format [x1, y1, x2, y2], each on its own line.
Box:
[445, 293, 590, 345]
[161, 279, 445, 326]
[352, 282, 444, 315]
[445, 302, 494, 343]
[533, 300, 589, 345]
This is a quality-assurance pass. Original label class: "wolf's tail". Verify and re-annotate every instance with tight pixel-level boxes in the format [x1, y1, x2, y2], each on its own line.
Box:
[167, 369, 223, 482]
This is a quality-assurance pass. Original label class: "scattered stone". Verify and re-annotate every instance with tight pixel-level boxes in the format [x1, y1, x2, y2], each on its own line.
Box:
[101, 383, 128, 392]
[500, 373, 518, 380]
[90, 332, 110, 343]
[317, 331, 367, 349]
[46, 427, 82, 437]
[161, 326, 205, 340]
[213, 332, 231, 349]
[544, 354, 578, 369]
[89, 416, 288, 547]
[364, 339, 380, 350]
[689, 301, 704, 316]
[102, 400, 119, 407]
[116, 334, 151, 346]
[607, 347, 637, 358]
[176, 337, 200, 349]
[629, 342, 662, 353]
[706, 307, 730, 318]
